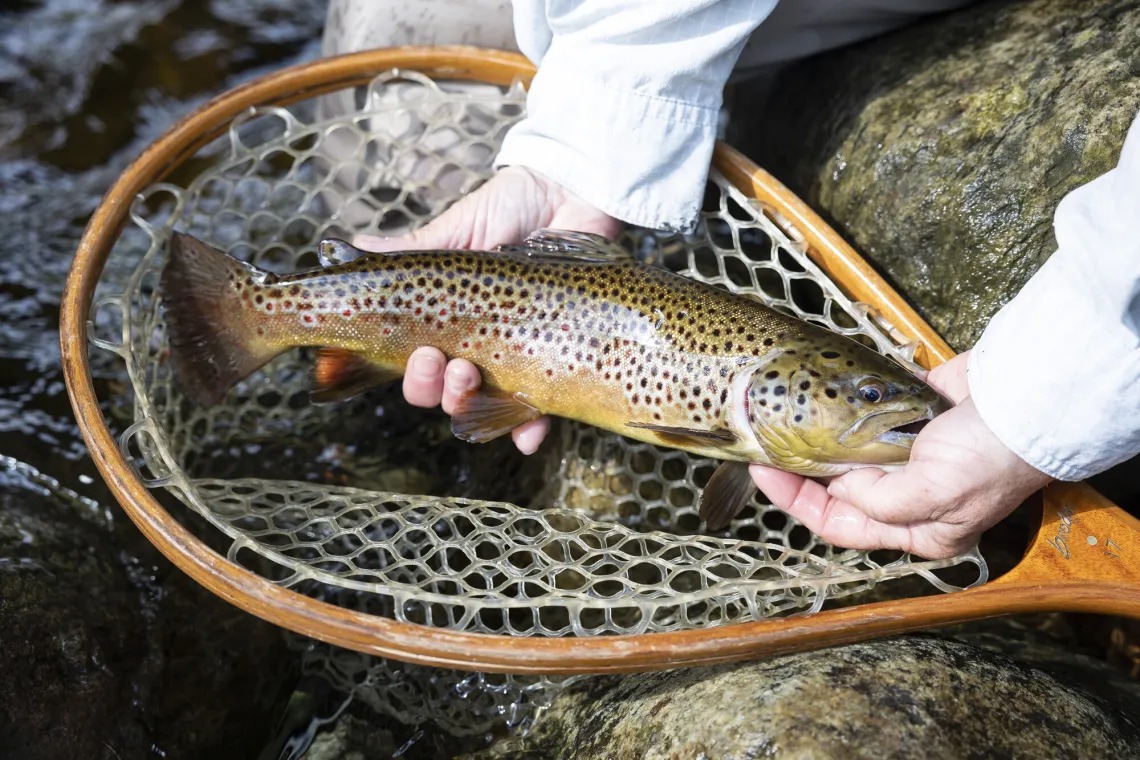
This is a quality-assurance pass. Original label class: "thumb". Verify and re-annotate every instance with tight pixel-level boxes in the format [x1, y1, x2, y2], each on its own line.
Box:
[925, 351, 970, 405]
[351, 217, 458, 253]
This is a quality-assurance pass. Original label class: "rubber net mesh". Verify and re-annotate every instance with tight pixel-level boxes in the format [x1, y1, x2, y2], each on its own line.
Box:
[90, 70, 987, 736]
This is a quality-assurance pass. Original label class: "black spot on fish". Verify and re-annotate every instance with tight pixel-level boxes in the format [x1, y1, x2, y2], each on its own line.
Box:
[821, 351, 840, 359]
[800, 381, 811, 390]
[766, 370, 779, 379]
[797, 395, 805, 405]
[825, 389, 838, 399]
[773, 386, 786, 396]
[794, 414, 803, 422]
[773, 404, 782, 412]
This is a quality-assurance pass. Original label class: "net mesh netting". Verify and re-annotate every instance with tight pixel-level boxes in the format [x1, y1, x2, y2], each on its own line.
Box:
[90, 70, 986, 735]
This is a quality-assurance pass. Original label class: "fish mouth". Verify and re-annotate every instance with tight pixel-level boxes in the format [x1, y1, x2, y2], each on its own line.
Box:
[874, 413, 933, 447]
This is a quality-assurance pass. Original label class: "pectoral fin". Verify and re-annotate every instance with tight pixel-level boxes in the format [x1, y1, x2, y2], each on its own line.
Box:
[311, 348, 399, 404]
[699, 461, 756, 531]
[625, 422, 738, 448]
[451, 389, 541, 443]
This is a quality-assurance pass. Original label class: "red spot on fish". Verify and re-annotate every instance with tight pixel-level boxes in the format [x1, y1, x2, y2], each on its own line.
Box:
[265, 303, 273, 311]
[546, 369, 553, 376]
[439, 309, 448, 317]
[561, 324, 570, 332]
[304, 315, 313, 323]
[383, 327, 391, 335]
[343, 310, 352, 317]
[284, 300, 292, 309]
[462, 342, 469, 348]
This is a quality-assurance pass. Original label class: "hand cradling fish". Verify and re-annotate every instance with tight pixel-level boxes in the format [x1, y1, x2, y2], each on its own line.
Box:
[160, 229, 950, 529]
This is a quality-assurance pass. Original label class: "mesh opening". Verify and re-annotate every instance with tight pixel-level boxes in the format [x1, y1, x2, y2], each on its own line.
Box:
[94, 69, 987, 735]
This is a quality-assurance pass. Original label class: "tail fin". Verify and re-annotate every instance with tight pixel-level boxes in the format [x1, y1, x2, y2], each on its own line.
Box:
[160, 232, 280, 407]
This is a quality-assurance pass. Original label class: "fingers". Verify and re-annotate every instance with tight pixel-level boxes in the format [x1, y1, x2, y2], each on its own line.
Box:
[512, 417, 551, 455]
[749, 464, 919, 553]
[401, 348, 551, 454]
[826, 466, 945, 525]
[440, 359, 481, 415]
[403, 347, 447, 407]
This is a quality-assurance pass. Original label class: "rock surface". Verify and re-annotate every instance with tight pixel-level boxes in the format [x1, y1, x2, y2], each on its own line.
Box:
[736, 0, 1140, 353]
[0, 458, 295, 760]
[472, 631, 1140, 760]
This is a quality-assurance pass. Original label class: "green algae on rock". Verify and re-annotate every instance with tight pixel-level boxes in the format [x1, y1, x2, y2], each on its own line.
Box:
[468, 634, 1140, 760]
[737, 0, 1140, 352]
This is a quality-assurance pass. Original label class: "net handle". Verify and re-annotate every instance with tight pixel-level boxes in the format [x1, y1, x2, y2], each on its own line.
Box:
[60, 46, 1140, 676]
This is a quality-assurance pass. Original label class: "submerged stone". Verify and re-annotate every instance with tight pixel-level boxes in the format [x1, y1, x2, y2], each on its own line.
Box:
[471, 632, 1140, 759]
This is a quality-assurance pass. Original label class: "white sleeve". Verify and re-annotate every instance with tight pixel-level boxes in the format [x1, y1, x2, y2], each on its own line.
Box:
[497, 0, 779, 234]
[968, 111, 1140, 481]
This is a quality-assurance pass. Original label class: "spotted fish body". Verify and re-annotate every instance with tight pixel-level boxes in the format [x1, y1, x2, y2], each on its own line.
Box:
[162, 230, 948, 529]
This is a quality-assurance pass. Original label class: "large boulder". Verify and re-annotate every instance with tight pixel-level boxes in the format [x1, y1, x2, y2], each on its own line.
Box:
[470, 630, 1140, 759]
[735, 0, 1140, 353]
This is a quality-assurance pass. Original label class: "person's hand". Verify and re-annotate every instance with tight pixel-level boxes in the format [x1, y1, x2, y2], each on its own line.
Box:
[352, 166, 621, 454]
[748, 351, 1053, 559]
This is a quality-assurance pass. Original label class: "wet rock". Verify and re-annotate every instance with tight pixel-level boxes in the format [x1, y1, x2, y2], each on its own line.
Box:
[736, 0, 1140, 353]
[0, 457, 295, 760]
[0, 458, 150, 759]
[474, 634, 1140, 759]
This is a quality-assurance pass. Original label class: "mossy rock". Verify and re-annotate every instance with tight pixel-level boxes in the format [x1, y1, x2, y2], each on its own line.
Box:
[736, 0, 1140, 353]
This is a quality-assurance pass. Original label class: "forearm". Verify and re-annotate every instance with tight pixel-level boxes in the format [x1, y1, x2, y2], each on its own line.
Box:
[968, 111, 1140, 480]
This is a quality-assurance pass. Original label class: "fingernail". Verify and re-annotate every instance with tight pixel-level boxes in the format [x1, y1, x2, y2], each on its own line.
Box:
[445, 365, 474, 394]
[828, 482, 848, 501]
[411, 352, 442, 378]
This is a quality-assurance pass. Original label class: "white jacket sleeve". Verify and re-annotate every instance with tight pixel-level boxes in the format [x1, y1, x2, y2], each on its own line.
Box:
[968, 111, 1140, 481]
[496, 0, 778, 234]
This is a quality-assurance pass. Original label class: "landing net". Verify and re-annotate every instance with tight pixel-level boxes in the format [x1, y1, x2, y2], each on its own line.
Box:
[90, 70, 986, 734]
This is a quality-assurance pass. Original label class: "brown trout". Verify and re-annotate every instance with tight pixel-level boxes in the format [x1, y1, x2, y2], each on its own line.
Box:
[161, 230, 949, 529]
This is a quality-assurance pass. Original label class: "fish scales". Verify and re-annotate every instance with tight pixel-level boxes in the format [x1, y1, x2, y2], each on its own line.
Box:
[244, 252, 833, 453]
[161, 230, 948, 528]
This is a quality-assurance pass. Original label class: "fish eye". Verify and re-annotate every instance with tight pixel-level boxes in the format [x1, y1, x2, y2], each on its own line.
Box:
[858, 381, 887, 403]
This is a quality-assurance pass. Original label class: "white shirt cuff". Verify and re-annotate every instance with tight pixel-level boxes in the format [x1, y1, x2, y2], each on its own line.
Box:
[494, 66, 718, 234]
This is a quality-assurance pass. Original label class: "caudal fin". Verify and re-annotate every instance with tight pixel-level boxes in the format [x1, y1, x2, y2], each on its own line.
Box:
[160, 232, 280, 407]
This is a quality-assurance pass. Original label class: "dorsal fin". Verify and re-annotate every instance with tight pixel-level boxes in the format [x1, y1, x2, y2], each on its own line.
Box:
[492, 229, 634, 263]
[317, 239, 359, 267]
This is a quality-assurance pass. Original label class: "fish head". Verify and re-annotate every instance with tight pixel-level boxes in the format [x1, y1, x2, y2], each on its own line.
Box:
[742, 340, 951, 474]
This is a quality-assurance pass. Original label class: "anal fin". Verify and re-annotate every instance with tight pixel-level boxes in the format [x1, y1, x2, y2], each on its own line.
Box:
[451, 389, 541, 444]
[626, 421, 738, 448]
[311, 348, 399, 404]
[699, 461, 756, 531]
